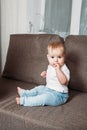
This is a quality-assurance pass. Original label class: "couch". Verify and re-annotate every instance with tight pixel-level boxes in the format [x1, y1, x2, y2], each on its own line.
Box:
[0, 34, 87, 130]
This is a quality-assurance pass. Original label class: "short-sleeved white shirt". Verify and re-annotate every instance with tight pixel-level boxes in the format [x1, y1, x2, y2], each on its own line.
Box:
[46, 64, 70, 93]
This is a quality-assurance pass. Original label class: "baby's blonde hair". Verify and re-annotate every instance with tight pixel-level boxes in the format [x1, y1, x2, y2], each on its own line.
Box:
[47, 42, 66, 55]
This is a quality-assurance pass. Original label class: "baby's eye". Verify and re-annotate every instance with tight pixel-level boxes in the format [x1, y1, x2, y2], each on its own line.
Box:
[58, 56, 62, 58]
[51, 56, 54, 58]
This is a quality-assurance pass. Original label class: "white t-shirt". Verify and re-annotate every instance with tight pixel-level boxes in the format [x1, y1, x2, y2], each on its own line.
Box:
[46, 64, 70, 93]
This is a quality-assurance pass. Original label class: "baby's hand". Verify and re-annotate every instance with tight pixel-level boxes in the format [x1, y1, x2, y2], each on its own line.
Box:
[54, 63, 61, 70]
[40, 71, 47, 78]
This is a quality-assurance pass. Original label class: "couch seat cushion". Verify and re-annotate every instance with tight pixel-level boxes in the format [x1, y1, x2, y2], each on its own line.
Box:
[0, 78, 87, 130]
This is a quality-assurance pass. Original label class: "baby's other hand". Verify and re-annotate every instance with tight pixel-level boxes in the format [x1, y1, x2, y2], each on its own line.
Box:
[40, 71, 46, 78]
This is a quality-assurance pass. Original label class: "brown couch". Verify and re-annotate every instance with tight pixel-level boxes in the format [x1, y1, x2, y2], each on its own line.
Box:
[0, 34, 87, 130]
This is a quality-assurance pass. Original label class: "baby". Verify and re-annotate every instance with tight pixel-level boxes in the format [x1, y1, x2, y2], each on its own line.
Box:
[16, 42, 70, 106]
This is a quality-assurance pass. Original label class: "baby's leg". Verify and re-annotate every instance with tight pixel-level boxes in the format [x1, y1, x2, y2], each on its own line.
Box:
[20, 92, 57, 106]
[17, 86, 37, 97]
[18, 85, 45, 97]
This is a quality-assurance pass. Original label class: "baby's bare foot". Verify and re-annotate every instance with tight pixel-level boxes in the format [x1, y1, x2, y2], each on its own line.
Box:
[16, 97, 20, 105]
[17, 87, 21, 96]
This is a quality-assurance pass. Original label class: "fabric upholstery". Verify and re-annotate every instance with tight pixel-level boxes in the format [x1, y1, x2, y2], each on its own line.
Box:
[65, 35, 87, 92]
[0, 34, 87, 130]
[2, 34, 64, 85]
[0, 77, 87, 130]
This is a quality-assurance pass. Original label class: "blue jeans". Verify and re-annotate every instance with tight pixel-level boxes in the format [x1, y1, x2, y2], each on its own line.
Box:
[20, 85, 69, 106]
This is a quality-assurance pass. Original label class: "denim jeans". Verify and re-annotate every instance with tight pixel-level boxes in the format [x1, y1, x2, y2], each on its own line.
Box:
[20, 85, 69, 106]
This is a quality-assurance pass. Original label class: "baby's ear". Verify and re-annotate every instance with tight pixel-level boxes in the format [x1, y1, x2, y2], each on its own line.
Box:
[47, 54, 49, 59]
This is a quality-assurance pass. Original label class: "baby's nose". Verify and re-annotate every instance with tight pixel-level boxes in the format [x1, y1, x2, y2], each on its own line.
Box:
[54, 57, 58, 62]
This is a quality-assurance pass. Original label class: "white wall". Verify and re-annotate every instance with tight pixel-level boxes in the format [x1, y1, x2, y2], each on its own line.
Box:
[70, 0, 82, 34]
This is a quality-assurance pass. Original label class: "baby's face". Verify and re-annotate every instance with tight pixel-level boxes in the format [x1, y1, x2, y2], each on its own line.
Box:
[47, 48, 65, 68]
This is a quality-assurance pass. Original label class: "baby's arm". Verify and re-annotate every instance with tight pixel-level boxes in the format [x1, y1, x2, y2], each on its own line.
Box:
[40, 71, 47, 78]
[55, 64, 68, 85]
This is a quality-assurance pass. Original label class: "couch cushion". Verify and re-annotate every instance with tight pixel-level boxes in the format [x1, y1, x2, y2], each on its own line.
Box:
[0, 77, 87, 130]
[65, 35, 87, 92]
[2, 34, 64, 85]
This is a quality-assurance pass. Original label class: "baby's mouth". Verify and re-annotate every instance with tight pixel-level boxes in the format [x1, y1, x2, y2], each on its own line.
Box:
[53, 63, 58, 67]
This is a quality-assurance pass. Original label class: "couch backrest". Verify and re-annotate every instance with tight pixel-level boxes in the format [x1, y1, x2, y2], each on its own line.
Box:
[65, 35, 87, 92]
[2, 34, 63, 85]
